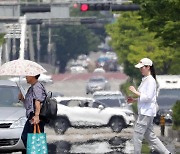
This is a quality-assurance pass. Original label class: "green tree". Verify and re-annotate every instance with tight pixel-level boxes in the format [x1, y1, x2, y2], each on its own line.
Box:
[106, 12, 174, 77]
[134, 0, 180, 47]
[133, 0, 180, 74]
[40, 25, 100, 72]
[172, 100, 180, 130]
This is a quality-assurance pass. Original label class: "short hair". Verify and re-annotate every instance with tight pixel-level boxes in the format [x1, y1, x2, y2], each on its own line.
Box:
[35, 74, 40, 79]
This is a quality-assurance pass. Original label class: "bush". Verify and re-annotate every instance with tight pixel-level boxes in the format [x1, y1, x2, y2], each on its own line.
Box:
[172, 100, 180, 130]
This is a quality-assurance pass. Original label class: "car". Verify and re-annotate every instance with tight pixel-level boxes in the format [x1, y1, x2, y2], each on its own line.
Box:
[93, 67, 106, 73]
[0, 80, 26, 153]
[86, 76, 111, 94]
[51, 96, 135, 134]
[70, 65, 88, 74]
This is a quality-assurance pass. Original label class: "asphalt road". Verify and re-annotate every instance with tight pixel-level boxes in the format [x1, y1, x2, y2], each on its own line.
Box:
[12, 72, 176, 154]
[46, 72, 128, 97]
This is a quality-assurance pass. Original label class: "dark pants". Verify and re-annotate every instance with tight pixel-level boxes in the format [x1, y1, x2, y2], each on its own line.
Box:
[21, 113, 45, 148]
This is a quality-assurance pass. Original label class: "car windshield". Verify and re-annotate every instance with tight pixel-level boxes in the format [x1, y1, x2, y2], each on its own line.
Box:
[158, 89, 180, 97]
[93, 94, 123, 100]
[96, 98, 125, 107]
[0, 86, 21, 107]
[89, 78, 104, 82]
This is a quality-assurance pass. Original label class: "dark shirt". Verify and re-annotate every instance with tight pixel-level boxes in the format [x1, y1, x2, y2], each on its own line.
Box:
[24, 82, 46, 117]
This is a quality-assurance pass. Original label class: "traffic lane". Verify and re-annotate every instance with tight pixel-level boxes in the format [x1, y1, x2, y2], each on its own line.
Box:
[11, 125, 174, 153]
[45, 79, 126, 97]
[52, 72, 128, 81]
[46, 127, 133, 143]
[46, 125, 174, 154]
[46, 127, 134, 154]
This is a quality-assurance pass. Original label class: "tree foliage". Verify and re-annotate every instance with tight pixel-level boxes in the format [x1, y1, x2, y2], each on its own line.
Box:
[40, 25, 100, 72]
[134, 0, 180, 74]
[172, 100, 180, 129]
[134, 0, 180, 48]
[106, 0, 180, 77]
[106, 12, 174, 77]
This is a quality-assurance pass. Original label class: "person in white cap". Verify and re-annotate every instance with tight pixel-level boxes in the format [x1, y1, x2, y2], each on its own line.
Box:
[127, 58, 171, 154]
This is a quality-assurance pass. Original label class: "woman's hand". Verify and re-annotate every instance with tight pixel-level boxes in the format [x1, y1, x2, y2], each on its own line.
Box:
[32, 115, 40, 124]
[129, 86, 141, 96]
[127, 96, 136, 104]
[18, 92, 24, 101]
[129, 86, 136, 93]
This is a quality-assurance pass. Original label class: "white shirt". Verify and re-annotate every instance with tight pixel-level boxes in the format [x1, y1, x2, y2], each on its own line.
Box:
[138, 75, 157, 117]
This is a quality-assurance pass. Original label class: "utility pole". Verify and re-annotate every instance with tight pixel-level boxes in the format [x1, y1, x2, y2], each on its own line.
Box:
[36, 0, 41, 63]
[47, 18, 52, 64]
[28, 25, 35, 61]
[12, 24, 17, 59]
[37, 25, 41, 62]
[19, 15, 27, 60]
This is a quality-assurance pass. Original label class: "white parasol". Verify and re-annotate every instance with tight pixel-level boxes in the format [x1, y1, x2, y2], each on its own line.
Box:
[0, 59, 47, 98]
[0, 59, 47, 76]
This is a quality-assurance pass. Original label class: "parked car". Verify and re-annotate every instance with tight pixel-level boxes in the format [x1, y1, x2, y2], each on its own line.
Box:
[86, 76, 110, 94]
[0, 80, 26, 153]
[51, 96, 135, 134]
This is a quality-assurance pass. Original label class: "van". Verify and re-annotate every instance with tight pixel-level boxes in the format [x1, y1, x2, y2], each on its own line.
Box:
[156, 75, 180, 109]
[154, 75, 180, 124]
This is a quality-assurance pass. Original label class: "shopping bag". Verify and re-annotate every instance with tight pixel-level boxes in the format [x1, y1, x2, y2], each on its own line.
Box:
[27, 124, 48, 154]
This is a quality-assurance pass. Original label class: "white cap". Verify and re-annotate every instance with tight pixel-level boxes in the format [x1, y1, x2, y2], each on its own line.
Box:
[135, 58, 153, 68]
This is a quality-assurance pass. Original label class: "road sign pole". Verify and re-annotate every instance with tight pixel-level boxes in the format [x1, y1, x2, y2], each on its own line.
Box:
[19, 15, 27, 60]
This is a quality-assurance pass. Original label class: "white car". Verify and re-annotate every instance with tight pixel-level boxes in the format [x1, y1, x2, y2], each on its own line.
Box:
[70, 65, 88, 74]
[52, 97, 135, 134]
[0, 80, 26, 153]
[86, 76, 111, 94]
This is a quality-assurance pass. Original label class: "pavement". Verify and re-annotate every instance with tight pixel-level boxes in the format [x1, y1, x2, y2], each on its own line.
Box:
[153, 125, 180, 154]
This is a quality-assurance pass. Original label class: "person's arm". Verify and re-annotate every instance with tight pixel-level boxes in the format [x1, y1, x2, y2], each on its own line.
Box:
[32, 100, 41, 124]
[129, 86, 141, 96]
[139, 79, 156, 103]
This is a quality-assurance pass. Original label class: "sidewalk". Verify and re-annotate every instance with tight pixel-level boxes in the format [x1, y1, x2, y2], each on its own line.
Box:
[154, 125, 180, 154]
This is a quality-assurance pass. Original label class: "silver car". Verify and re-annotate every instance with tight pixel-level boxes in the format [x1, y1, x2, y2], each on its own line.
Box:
[0, 80, 26, 153]
[86, 76, 111, 94]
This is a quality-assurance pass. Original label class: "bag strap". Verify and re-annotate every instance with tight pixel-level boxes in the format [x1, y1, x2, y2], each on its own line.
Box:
[39, 82, 52, 98]
[33, 124, 41, 134]
[38, 82, 48, 97]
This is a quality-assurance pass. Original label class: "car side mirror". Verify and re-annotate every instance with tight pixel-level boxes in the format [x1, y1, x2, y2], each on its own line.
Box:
[98, 105, 104, 110]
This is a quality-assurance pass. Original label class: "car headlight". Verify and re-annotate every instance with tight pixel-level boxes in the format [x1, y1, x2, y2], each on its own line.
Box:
[10, 117, 27, 128]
